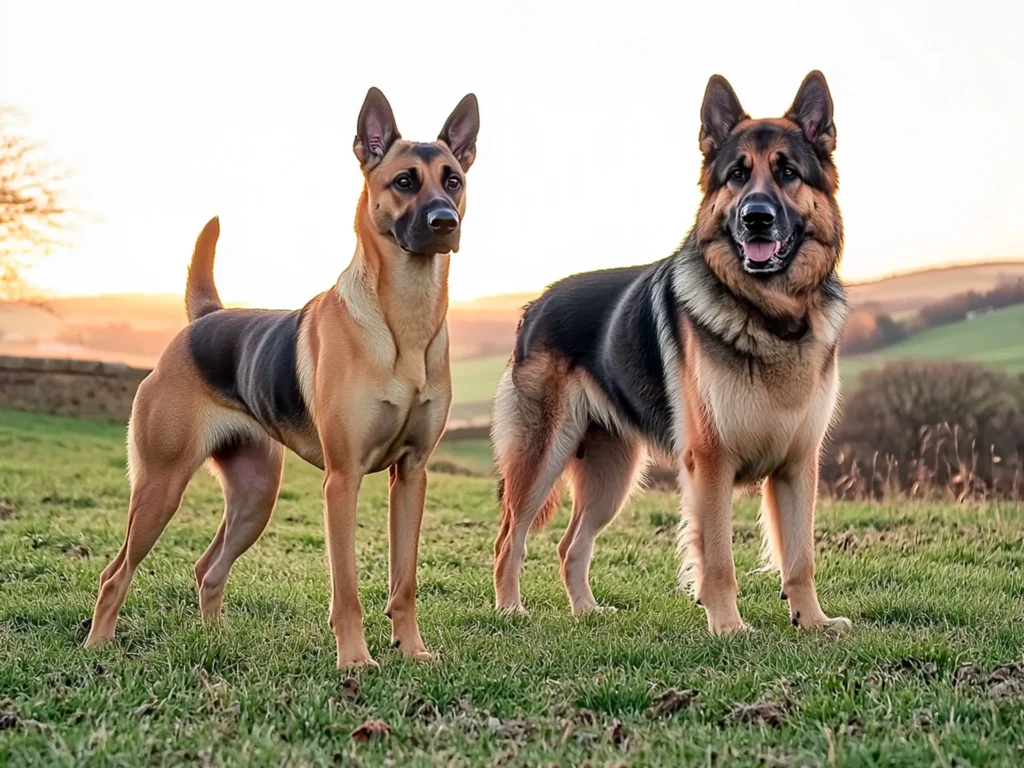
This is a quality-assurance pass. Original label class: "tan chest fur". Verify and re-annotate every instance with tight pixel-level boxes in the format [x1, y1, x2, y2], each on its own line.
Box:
[302, 252, 452, 475]
[361, 331, 451, 474]
[688, 323, 840, 481]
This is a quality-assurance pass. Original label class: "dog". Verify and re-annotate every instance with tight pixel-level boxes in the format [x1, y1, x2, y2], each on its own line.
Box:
[491, 71, 850, 635]
[84, 87, 480, 668]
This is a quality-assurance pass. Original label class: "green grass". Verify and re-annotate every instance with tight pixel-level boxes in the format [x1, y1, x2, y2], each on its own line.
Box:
[3, 410, 1024, 766]
[844, 303, 1024, 381]
[450, 354, 508, 406]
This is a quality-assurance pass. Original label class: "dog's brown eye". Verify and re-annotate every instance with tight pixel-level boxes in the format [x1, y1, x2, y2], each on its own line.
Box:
[446, 176, 462, 191]
[782, 167, 797, 180]
[730, 167, 745, 182]
[394, 174, 413, 190]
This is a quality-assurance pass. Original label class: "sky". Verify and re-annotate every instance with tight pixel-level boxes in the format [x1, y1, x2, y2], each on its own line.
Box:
[1, 0, 1022, 308]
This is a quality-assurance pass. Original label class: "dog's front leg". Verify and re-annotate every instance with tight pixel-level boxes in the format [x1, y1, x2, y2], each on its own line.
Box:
[322, 465, 375, 669]
[679, 448, 746, 635]
[764, 454, 851, 632]
[385, 456, 432, 661]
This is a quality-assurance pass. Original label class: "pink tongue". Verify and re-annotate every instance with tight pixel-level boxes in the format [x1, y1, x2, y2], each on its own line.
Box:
[742, 241, 779, 262]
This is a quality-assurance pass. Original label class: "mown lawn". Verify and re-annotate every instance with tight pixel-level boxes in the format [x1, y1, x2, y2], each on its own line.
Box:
[2, 410, 1024, 766]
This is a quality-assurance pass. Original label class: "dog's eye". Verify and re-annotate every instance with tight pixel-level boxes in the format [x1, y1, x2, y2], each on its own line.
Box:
[730, 167, 745, 182]
[394, 174, 413, 190]
[782, 166, 798, 180]
[446, 175, 462, 191]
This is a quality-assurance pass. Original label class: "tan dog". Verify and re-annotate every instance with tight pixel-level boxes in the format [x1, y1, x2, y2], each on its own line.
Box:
[492, 72, 850, 635]
[85, 88, 480, 668]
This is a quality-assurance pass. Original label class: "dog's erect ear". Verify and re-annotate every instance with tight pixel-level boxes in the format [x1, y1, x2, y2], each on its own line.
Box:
[354, 87, 400, 170]
[438, 93, 479, 172]
[786, 70, 836, 156]
[700, 75, 748, 158]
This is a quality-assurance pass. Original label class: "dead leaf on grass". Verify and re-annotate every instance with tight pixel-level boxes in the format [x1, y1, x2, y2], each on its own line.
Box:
[605, 718, 627, 748]
[730, 694, 795, 727]
[351, 719, 390, 742]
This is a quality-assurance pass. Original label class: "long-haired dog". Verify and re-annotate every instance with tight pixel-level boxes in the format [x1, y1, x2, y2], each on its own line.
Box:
[85, 88, 480, 667]
[492, 72, 850, 634]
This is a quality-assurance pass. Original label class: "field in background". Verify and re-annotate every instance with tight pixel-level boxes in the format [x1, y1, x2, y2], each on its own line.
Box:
[3, 411, 1024, 765]
[841, 303, 1024, 381]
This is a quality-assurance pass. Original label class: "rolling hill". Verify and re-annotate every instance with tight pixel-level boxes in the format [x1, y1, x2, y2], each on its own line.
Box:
[840, 302, 1024, 381]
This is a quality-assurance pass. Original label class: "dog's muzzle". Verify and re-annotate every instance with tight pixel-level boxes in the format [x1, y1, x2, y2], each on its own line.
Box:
[731, 195, 800, 275]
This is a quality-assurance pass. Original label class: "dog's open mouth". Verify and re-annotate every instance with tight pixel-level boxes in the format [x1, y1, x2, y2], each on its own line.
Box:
[735, 228, 801, 273]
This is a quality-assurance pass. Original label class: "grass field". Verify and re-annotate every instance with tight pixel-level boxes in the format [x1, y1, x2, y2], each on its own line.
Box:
[3, 411, 1024, 766]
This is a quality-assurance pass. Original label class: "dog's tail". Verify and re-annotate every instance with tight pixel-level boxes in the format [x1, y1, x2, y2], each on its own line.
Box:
[185, 216, 224, 322]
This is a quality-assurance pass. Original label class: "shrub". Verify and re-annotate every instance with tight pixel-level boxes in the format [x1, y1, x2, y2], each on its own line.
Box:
[824, 361, 1024, 500]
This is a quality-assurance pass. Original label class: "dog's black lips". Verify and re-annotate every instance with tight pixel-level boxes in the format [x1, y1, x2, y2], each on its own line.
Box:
[388, 230, 440, 257]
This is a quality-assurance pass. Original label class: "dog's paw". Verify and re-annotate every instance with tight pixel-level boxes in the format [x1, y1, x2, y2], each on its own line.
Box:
[391, 638, 435, 662]
[337, 654, 379, 671]
[706, 610, 749, 636]
[792, 611, 852, 633]
[405, 649, 436, 663]
[572, 603, 618, 617]
[82, 633, 113, 649]
[708, 619, 749, 636]
[496, 602, 528, 617]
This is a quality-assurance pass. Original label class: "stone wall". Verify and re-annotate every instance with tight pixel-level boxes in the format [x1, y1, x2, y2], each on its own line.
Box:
[0, 356, 150, 423]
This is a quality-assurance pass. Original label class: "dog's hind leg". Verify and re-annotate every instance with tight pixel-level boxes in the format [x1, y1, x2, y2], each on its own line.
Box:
[762, 452, 851, 632]
[558, 426, 645, 615]
[194, 438, 284, 620]
[85, 375, 202, 648]
[492, 361, 584, 614]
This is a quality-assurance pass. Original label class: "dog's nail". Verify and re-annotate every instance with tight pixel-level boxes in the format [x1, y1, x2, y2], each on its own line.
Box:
[391, 638, 400, 649]
[384, 611, 392, 620]
[792, 611, 801, 627]
[780, 591, 788, 601]
[695, 599, 703, 607]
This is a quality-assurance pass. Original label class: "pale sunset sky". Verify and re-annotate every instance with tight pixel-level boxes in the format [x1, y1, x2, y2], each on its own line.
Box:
[1, 1, 1021, 307]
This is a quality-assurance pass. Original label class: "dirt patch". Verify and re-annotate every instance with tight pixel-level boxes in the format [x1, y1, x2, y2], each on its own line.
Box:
[816, 526, 912, 555]
[62, 543, 92, 559]
[952, 662, 983, 687]
[427, 458, 483, 477]
[726, 679, 797, 728]
[988, 665, 1024, 700]
[646, 688, 698, 719]
[729, 696, 794, 727]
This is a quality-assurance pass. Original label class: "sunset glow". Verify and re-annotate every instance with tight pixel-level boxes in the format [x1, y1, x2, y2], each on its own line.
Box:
[2, 0, 1021, 307]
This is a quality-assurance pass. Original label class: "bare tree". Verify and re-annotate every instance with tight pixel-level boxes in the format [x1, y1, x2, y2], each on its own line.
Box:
[0, 107, 74, 303]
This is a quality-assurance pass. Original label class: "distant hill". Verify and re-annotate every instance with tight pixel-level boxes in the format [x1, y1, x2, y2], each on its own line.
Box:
[844, 261, 1024, 315]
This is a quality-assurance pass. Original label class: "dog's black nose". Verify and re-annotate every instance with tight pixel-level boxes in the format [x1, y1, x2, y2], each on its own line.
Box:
[741, 201, 776, 230]
[427, 209, 459, 235]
